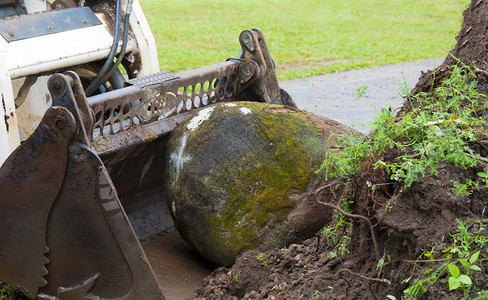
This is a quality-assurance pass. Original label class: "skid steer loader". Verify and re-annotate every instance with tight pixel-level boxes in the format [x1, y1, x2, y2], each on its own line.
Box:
[0, 0, 295, 298]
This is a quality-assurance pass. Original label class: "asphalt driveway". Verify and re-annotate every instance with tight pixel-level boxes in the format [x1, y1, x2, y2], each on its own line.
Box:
[281, 58, 444, 133]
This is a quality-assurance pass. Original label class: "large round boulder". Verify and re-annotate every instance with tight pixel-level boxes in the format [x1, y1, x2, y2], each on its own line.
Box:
[163, 102, 351, 265]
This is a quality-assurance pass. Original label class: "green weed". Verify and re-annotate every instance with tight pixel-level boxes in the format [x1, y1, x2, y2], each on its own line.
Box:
[316, 132, 371, 181]
[256, 253, 271, 267]
[321, 198, 353, 258]
[355, 84, 368, 101]
[0, 284, 17, 300]
[317, 60, 488, 195]
[403, 219, 488, 299]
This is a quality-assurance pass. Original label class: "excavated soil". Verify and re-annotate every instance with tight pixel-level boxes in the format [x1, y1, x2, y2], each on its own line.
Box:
[195, 1, 488, 299]
[195, 168, 488, 299]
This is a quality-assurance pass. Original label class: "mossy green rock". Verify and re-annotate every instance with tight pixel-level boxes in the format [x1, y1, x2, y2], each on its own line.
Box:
[164, 102, 348, 266]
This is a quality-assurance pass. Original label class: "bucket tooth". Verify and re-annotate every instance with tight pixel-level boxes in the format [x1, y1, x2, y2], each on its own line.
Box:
[38, 144, 164, 299]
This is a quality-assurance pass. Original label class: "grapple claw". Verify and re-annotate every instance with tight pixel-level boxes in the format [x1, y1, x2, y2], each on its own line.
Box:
[0, 29, 292, 299]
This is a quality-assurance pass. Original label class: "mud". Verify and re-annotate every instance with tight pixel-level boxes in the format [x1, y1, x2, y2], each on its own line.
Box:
[143, 231, 215, 300]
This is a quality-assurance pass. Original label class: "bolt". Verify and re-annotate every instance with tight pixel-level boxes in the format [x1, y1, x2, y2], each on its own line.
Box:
[243, 65, 252, 76]
[52, 78, 62, 90]
[81, 19, 87, 24]
[239, 65, 254, 84]
[21, 3, 25, 8]
[47, 25, 53, 30]
[55, 119, 65, 131]
[8, 32, 14, 37]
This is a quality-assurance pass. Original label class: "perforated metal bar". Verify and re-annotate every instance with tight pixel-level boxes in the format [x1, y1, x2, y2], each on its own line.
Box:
[89, 60, 257, 137]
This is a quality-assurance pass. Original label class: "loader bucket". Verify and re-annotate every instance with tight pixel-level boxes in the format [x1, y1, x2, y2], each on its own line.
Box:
[0, 29, 294, 299]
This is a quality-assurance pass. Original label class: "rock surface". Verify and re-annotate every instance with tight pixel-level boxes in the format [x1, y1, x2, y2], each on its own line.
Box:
[163, 102, 355, 266]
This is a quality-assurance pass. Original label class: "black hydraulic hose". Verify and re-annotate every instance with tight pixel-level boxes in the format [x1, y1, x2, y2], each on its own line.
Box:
[85, 0, 122, 96]
[98, 4, 132, 86]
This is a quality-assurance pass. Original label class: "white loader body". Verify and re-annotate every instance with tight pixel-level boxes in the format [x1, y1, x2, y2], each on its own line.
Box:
[0, 0, 159, 165]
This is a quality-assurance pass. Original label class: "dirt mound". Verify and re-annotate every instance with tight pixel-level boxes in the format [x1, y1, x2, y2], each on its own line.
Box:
[196, 1, 488, 299]
[196, 167, 488, 299]
[410, 0, 488, 100]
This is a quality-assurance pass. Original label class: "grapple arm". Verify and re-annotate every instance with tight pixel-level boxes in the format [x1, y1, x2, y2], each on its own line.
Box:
[0, 29, 293, 299]
[88, 28, 294, 156]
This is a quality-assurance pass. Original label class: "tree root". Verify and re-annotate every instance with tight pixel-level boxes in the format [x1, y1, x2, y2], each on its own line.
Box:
[312, 183, 381, 259]
[338, 269, 391, 300]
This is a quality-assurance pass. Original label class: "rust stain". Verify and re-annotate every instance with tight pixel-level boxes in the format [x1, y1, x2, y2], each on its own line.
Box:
[2, 94, 9, 132]
[264, 106, 296, 114]
[140, 255, 148, 264]
[141, 128, 157, 142]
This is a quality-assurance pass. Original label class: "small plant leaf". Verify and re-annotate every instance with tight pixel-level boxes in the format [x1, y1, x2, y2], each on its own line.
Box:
[448, 263, 460, 277]
[470, 250, 480, 264]
[477, 172, 488, 179]
[459, 258, 469, 269]
[458, 274, 472, 285]
[355, 84, 368, 101]
[470, 265, 481, 271]
[449, 276, 460, 290]
[362, 121, 376, 129]
[376, 252, 391, 277]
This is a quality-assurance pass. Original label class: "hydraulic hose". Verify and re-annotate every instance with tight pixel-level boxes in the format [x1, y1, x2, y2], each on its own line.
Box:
[98, 0, 134, 86]
[85, 0, 122, 96]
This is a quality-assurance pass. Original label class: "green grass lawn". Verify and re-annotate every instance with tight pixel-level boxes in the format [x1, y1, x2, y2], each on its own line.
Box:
[140, 0, 470, 80]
